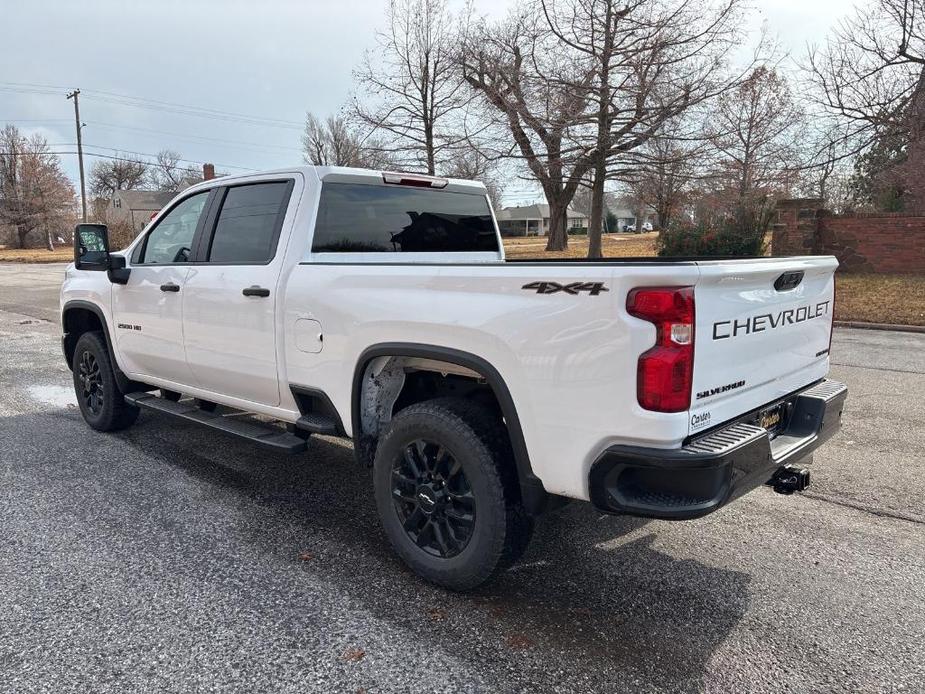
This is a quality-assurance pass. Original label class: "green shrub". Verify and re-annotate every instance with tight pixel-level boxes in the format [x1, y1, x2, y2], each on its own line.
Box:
[656, 203, 771, 257]
[568, 226, 588, 235]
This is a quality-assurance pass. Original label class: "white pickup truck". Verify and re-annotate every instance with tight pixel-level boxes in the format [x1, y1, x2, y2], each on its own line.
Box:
[62, 166, 847, 590]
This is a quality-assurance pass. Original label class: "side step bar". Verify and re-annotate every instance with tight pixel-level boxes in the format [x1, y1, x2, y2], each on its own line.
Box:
[295, 412, 339, 436]
[125, 392, 308, 453]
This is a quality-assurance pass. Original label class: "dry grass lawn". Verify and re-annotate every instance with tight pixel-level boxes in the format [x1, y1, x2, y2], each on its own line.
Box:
[835, 274, 925, 326]
[503, 232, 658, 259]
[0, 246, 73, 263]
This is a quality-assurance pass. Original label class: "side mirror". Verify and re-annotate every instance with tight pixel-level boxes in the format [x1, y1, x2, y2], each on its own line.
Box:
[74, 223, 110, 271]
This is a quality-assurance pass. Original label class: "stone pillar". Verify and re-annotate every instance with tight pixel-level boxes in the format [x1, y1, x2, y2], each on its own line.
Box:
[772, 198, 824, 256]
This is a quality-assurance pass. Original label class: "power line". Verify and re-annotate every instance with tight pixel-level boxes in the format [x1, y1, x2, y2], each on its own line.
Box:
[0, 148, 257, 172]
[3, 119, 302, 155]
[1, 118, 73, 124]
[0, 82, 304, 130]
[83, 121, 303, 153]
[81, 144, 258, 171]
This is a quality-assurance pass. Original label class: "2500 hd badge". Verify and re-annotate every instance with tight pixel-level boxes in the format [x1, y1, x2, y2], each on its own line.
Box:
[713, 301, 831, 340]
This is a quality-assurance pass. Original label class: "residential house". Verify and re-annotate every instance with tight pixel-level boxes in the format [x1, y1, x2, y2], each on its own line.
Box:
[107, 163, 218, 235]
[496, 204, 589, 236]
[108, 190, 176, 233]
[604, 194, 655, 231]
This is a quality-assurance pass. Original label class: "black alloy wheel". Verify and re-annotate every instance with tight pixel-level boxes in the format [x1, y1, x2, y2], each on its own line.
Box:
[71, 331, 139, 432]
[77, 349, 104, 416]
[373, 398, 533, 590]
[391, 439, 476, 558]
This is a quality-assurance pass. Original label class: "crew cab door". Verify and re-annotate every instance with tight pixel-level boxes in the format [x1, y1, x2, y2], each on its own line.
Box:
[112, 190, 212, 384]
[181, 178, 297, 407]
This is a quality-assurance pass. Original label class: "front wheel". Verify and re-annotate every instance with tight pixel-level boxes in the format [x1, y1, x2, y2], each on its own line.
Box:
[72, 331, 139, 432]
[373, 398, 531, 591]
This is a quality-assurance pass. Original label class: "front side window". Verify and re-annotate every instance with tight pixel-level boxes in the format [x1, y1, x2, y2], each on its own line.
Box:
[207, 182, 291, 263]
[137, 192, 209, 264]
[312, 183, 499, 253]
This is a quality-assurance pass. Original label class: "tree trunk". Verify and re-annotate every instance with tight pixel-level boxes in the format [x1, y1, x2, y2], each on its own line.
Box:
[424, 120, 435, 175]
[636, 205, 647, 232]
[587, 158, 606, 258]
[46, 229, 55, 251]
[587, 0, 613, 259]
[16, 226, 29, 249]
[657, 200, 671, 231]
[545, 198, 569, 251]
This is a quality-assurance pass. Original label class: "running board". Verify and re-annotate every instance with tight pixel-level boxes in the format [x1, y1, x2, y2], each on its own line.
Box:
[125, 392, 308, 453]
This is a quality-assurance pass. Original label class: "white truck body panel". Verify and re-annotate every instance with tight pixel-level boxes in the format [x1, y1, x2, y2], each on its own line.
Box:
[62, 165, 839, 503]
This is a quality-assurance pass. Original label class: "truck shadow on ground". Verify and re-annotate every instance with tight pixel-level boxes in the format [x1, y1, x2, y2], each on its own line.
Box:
[29, 407, 750, 692]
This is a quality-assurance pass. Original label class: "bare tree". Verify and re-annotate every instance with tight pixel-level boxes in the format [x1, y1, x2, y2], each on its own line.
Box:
[89, 155, 148, 198]
[462, 0, 752, 254]
[540, 0, 753, 256]
[441, 146, 505, 210]
[627, 124, 700, 231]
[147, 149, 199, 193]
[301, 112, 395, 169]
[709, 66, 803, 204]
[460, 12, 596, 250]
[806, 0, 925, 210]
[0, 125, 75, 249]
[353, 0, 469, 174]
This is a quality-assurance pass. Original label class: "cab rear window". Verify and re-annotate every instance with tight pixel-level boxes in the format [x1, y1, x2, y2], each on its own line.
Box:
[311, 182, 498, 253]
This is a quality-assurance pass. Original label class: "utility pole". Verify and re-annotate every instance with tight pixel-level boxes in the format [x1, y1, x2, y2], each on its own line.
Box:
[66, 89, 87, 222]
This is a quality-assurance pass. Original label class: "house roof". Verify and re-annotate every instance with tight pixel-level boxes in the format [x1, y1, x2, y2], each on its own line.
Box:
[113, 190, 175, 210]
[604, 193, 655, 215]
[497, 203, 585, 221]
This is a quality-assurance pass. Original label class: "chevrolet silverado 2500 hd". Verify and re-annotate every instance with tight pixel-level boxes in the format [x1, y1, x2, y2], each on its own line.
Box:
[62, 166, 847, 590]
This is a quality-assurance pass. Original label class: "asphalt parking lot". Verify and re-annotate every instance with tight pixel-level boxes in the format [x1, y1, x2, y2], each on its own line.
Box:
[1, 263, 923, 693]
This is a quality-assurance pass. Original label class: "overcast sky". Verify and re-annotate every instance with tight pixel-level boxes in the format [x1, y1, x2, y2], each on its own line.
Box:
[1, 0, 860, 206]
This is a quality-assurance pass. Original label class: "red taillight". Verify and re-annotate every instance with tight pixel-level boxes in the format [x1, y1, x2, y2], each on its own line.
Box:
[627, 286, 695, 413]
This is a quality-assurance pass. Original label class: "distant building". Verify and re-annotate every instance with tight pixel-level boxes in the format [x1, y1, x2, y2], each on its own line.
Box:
[109, 190, 176, 233]
[496, 204, 588, 237]
[604, 194, 655, 231]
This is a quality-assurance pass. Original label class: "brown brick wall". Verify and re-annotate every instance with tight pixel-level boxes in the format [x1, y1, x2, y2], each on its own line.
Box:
[772, 198, 925, 274]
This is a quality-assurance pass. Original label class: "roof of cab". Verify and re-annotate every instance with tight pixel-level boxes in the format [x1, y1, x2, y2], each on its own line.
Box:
[183, 165, 488, 196]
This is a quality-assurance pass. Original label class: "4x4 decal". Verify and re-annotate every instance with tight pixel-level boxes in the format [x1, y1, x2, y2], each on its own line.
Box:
[522, 281, 609, 296]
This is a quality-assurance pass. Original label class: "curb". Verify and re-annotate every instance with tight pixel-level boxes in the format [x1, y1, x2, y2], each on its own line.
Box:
[834, 321, 925, 334]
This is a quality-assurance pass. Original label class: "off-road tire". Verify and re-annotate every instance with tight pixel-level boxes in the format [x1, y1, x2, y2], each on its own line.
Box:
[373, 397, 532, 591]
[72, 331, 139, 432]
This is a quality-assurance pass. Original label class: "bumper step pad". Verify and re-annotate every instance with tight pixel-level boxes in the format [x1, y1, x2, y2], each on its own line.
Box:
[589, 379, 848, 520]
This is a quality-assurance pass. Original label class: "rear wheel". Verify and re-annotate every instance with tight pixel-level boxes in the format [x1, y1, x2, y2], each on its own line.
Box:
[72, 331, 139, 432]
[373, 398, 532, 591]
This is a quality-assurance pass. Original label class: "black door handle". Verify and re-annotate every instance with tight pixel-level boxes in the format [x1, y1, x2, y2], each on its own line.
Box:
[242, 286, 270, 297]
[160, 283, 180, 292]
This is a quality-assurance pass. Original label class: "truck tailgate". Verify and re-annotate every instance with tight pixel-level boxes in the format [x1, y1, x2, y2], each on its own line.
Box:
[688, 256, 837, 436]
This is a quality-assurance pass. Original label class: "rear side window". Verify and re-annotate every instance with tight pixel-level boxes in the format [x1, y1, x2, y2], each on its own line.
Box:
[207, 182, 291, 263]
[311, 182, 499, 253]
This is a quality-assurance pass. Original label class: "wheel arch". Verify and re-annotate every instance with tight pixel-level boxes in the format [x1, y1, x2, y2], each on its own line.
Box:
[62, 300, 111, 369]
[351, 342, 548, 514]
[62, 300, 151, 395]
